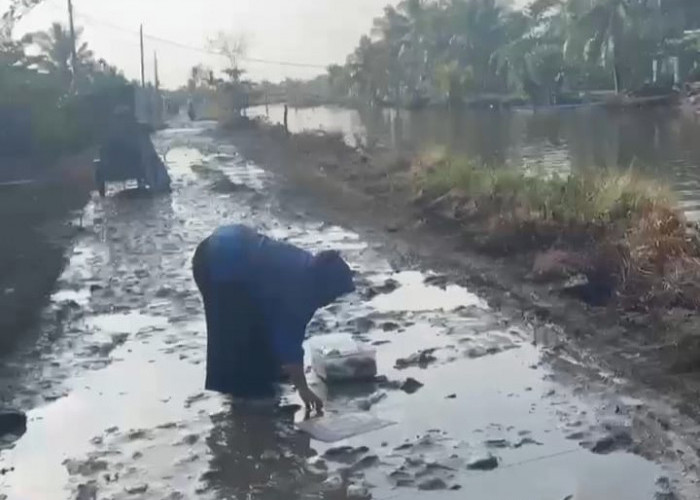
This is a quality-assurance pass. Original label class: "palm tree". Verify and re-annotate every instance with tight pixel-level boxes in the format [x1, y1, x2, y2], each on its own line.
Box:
[27, 22, 93, 88]
[442, 0, 510, 93]
[570, 0, 629, 93]
[1, 0, 46, 40]
[327, 64, 352, 99]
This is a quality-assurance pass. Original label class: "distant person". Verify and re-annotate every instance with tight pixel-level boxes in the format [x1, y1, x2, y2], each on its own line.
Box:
[187, 100, 196, 121]
[192, 225, 355, 411]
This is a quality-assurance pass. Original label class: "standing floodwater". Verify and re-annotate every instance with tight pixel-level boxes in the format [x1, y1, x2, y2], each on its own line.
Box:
[251, 104, 700, 221]
[0, 123, 689, 499]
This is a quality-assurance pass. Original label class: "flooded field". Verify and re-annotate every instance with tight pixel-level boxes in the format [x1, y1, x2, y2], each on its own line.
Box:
[251, 104, 700, 221]
[0, 122, 690, 499]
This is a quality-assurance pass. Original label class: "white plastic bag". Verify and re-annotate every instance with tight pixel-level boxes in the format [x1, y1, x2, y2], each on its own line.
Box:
[309, 334, 377, 383]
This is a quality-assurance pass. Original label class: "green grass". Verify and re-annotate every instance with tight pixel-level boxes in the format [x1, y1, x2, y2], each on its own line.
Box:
[414, 152, 700, 311]
[416, 154, 674, 226]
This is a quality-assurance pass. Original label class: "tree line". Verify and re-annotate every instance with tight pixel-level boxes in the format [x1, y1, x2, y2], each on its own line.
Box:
[325, 0, 700, 107]
[1, 1, 129, 161]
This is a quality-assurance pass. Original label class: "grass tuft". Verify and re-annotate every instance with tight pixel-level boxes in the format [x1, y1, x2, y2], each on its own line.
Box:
[414, 152, 700, 310]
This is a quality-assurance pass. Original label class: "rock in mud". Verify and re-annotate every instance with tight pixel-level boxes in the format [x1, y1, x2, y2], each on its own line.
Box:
[655, 476, 678, 500]
[466, 454, 499, 471]
[381, 321, 400, 332]
[0, 411, 26, 437]
[323, 446, 370, 464]
[465, 346, 490, 359]
[377, 278, 400, 293]
[418, 477, 448, 491]
[400, 378, 424, 394]
[372, 340, 392, 346]
[181, 434, 199, 446]
[350, 316, 375, 334]
[64, 458, 108, 476]
[75, 482, 98, 500]
[163, 493, 185, 500]
[346, 483, 371, 499]
[588, 431, 633, 455]
[514, 437, 542, 448]
[125, 484, 149, 495]
[363, 279, 400, 299]
[424, 274, 449, 288]
[126, 428, 152, 441]
[395, 349, 437, 369]
[351, 455, 380, 471]
[184, 392, 208, 408]
[484, 439, 510, 449]
[566, 431, 586, 441]
[375, 376, 404, 391]
[389, 467, 414, 487]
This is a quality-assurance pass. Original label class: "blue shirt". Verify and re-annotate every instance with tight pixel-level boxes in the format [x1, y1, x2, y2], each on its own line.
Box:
[205, 224, 354, 364]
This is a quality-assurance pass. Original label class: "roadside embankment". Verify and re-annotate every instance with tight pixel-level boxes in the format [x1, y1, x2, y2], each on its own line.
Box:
[0, 149, 95, 352]
[415, 153, 700, 312]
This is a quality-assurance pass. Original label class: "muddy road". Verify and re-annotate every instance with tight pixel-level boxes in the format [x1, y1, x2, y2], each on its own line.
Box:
[0, 122, 695, 499]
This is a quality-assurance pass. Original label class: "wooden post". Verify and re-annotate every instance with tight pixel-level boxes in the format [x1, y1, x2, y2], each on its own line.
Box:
[283, 104, 289, 135]
[139, 24, 145, 87]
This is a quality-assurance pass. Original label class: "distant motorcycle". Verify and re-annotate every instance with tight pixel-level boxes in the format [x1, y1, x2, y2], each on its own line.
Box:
[94, 114, 171, 197]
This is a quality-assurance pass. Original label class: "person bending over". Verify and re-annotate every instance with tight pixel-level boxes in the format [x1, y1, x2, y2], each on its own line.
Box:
[192, 224, 355, 411]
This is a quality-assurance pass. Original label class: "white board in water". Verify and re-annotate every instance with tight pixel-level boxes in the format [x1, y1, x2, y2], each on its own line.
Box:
[297, 412, 395, 443]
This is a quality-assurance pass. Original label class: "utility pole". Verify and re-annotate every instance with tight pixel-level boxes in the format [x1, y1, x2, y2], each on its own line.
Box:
[154, 51, 162, 126]
[153, 51, 159, 91]
[67, 0, 78, 87]
[139, 24, 145, 87]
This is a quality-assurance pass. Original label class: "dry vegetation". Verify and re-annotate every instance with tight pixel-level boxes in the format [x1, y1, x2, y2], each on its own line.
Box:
[413, 153, 700, 311]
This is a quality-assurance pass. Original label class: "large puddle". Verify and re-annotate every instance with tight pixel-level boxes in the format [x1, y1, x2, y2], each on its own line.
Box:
[0, 124, 680, 499]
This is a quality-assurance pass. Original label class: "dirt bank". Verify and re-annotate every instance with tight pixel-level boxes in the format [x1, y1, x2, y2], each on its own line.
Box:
[0, 149, 95, 353]
[223, 123, 700, 460]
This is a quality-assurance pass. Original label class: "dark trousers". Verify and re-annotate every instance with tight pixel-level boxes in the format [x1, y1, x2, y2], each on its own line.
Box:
[192, 239, 279, 398]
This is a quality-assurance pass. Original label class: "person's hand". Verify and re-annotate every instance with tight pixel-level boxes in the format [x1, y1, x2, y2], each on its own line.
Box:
[299, 386, 324, 414]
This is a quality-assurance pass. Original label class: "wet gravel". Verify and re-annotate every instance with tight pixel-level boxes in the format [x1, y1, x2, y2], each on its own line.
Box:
[0, 122, 690, 499]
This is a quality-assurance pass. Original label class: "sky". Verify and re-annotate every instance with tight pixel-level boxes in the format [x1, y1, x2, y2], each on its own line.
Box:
[9, 0, 526, 89]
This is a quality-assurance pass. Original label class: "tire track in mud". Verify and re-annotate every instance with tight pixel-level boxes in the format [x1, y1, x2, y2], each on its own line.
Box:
[0, 123, 689, 499]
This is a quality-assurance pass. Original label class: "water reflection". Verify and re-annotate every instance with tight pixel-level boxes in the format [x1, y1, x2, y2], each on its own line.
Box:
[250, 104, 700, 219]
[203, 403, 322, 500]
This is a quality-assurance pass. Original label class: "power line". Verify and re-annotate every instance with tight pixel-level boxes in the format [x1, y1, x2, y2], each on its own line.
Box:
[65, 7, 328, 70]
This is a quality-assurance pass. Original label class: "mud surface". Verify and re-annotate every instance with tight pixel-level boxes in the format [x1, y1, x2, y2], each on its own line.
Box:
[0, 122, 697, 499]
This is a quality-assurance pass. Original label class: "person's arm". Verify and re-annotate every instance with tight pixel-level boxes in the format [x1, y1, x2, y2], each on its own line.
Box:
[282, 363, 323, 412]
[270, 316, 324, 412]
